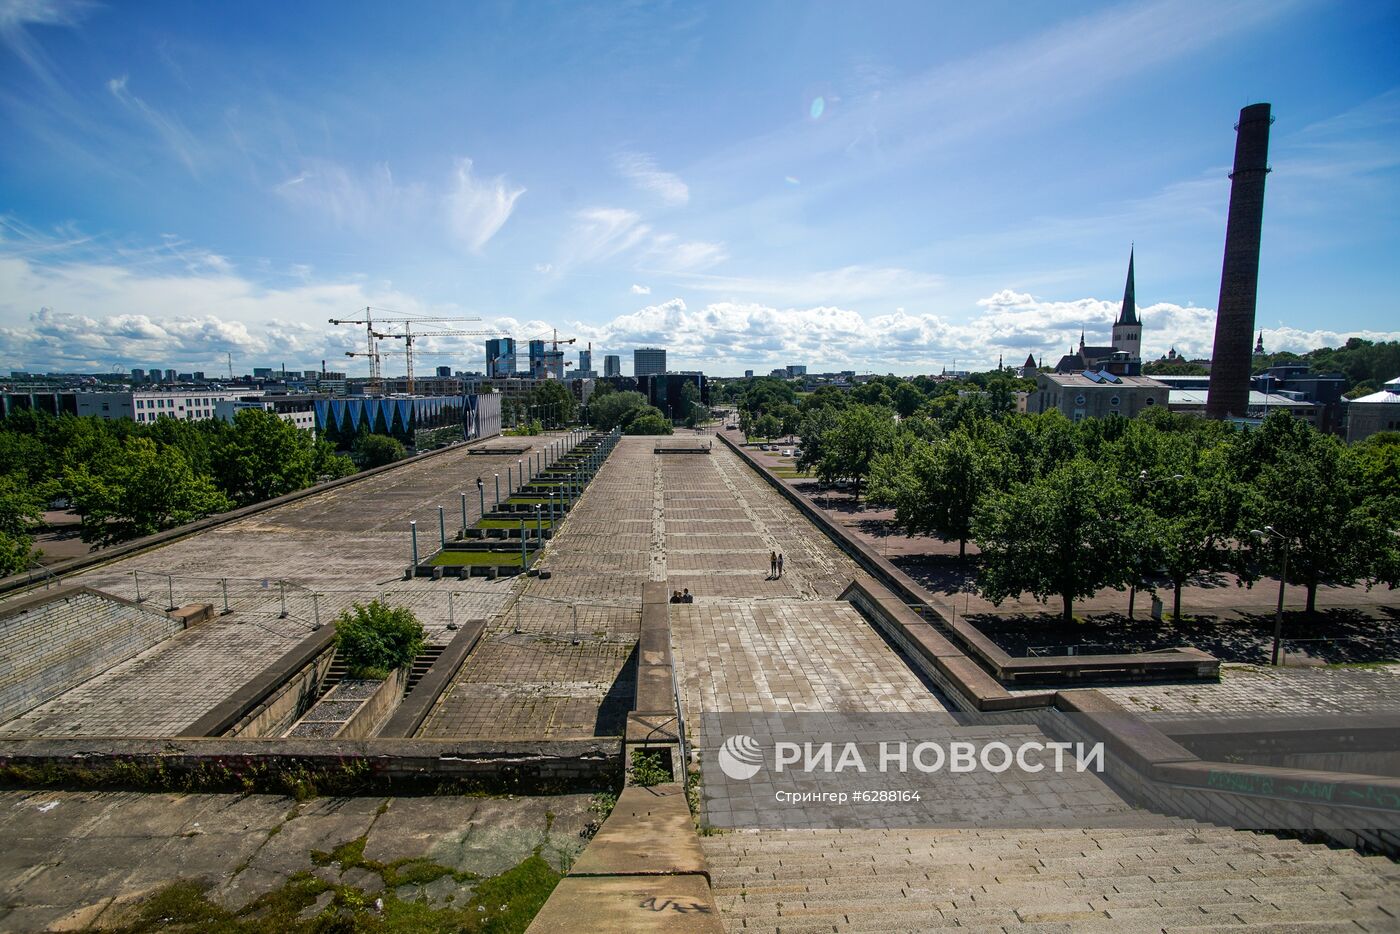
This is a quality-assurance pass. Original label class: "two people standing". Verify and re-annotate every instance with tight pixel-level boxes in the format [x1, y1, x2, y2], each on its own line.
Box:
[768, 551, 784, 579]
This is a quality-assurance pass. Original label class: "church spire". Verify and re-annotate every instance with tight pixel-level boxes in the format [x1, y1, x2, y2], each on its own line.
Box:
[1116, 246, 1138, 326]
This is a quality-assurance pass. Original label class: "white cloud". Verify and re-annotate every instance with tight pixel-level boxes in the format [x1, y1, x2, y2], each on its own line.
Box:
[445, 157, 525, 252]
[565, 207, 652, 265]
[615, 151, 689, 206]
[4, 233, 1395, 376]
[631, 283, 650, 295]
[274, 156, 521, 254]
[681, 265, 942, 305]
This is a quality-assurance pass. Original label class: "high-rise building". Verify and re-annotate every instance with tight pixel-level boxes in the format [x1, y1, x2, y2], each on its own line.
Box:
[528, 339, 546, 375]
[485, 338, 516, 378]
[577, 348, 592, 374]
[253, 367, 274, 379]
[164, 369, 178, 382]
[130, 368, 146, 382]
[634, 347, 666, 377]
[744, 370, 754, 378]
[1206, 103, 1273, 420]
[436, 365, 452, 379]
[604, 354, 621, 378]
[786, 365, 807, 378]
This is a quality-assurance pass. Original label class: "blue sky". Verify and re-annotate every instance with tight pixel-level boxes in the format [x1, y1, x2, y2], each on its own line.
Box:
[1, 0, 1397, 376]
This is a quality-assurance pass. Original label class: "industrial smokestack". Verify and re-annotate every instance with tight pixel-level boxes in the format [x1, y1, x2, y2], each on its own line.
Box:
[1205, 103, 1272, 420]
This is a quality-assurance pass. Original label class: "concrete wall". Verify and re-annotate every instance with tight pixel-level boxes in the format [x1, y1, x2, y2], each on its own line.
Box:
[226, 648, 334, 738]
[0, 588, 182, 725]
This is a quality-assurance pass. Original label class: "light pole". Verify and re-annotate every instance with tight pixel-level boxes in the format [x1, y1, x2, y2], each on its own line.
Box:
[494, 473, 500, 508]
[476, 477, 485, 519]
[1252, 526, 1289, 666]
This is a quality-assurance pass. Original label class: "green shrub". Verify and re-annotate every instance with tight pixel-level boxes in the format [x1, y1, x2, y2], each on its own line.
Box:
[333, 600, 425, 679]
[630, 749, 670, 787]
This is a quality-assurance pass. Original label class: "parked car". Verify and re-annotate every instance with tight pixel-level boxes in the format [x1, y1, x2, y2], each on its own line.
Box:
[781, 449, 793, 456]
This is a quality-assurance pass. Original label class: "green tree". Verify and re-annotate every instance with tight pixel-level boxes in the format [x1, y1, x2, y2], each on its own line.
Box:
[817, 404, 897, 499]
[892, 382, 925, 418]
[0, 472, 43, 576]
[796, 406, 840, 475]
[352, 433, 407, 469]
[591, 391, 650, 430]
[753, 413, 782, 439]
[312, 439, 358, 482]
[885, 427, 1005, 558]
[333, 599, 426, 679]
[213, 408, 318, 507]
[679, 380, 704, 427]
[1239, 432, 1386, 613]
[974, 457, 1144, 622]
[528, 380, 577, 427]
[63, 437, 231, 545]
[625, 409, 673, 435]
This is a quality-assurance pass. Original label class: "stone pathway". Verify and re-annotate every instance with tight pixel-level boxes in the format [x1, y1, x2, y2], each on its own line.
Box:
[0, 788, 594, 932]
[1096, 663, 1400, 716]
[703, 823, 1400, 932]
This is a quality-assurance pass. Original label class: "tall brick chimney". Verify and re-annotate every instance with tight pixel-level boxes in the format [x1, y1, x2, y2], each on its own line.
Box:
[1205, 103, 1272, 420]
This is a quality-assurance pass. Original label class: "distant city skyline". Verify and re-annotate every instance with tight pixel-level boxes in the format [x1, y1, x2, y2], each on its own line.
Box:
[1, 1, 1398, 376]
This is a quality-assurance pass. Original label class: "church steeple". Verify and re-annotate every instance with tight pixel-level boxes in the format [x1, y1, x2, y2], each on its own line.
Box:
[1116, 246, 1138, 326]
[1111, 246, 1142, 366]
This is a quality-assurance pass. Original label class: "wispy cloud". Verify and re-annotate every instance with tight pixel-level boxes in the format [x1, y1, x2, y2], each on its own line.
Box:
[678, 264, 943, 306]
[0, 0, 96, 91]
[107, 74, 204, 176]
[615, 151, 689, 206]
[630, 283, 650, 295]
[446, 157, 525, 252]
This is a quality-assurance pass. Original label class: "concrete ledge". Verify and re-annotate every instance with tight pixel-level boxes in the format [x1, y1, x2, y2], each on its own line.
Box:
[168, 603, 214, 628]
[633, 582, 677, 723]
[721, 431, 1219, 685]
[570, 784, 708, 878]
[841, 576, 1051, 713]
[1051, 689, 1198, 774]
[0, 736, 619, 793]
[179, 624, 338, 737]
[0, 434, 500, 600]
[527, 875, 720, 933]
[379, 619, 487, 738]
[528, 784, 721, 933]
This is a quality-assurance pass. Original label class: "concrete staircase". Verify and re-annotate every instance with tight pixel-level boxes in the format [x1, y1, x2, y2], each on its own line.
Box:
[403, 643, 445, 696]
[703, 824, 1400, 931]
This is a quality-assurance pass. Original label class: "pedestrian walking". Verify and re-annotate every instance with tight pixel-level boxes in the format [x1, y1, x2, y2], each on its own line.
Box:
[777, 553, 784, 578]
[769, 551, 777, 579]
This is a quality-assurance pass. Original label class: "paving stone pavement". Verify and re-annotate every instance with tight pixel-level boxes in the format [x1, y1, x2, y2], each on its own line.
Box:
[0, 435, 565, 736]
[1095, 663, 1400, 717]
[416, 437, 653, 740]
[702, 822, 1400, 932]
[0, 788, 593, 931]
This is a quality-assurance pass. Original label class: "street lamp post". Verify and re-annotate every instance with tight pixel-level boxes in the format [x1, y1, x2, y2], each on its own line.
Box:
[494, 473, 500, 508]
[1252, 526, 1289, 666]
[476, 477, 485, 519]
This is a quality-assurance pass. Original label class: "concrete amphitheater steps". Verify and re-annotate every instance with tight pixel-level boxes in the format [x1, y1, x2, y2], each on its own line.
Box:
[702, 826, 1400, 932]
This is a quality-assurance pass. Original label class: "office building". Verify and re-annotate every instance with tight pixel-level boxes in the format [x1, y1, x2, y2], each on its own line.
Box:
[577, 348, 592, 375]
[253, 367, 274, 379]
[634, 347, 667, 377]
[130, 368, 146, 382]
[163, 369, 177, 383]
[215, 396, 317, 432]
[436, 365, 453, 379]
[485, 338, 517, 378]
[786, 365, 807, 377]
[604, 354, 621, 378]
[636, 372, 708, 422]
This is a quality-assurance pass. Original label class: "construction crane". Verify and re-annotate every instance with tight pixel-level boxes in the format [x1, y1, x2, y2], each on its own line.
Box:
[329, 307, 388, 393]
[331, 308, 496, 394]
[371, 319, 500, 393]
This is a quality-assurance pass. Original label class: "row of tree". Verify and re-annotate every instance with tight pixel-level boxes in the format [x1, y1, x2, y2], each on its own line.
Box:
[796, 401, 1398, 622]
[587, 385, 673, 435]
[0, 409, 410, 573]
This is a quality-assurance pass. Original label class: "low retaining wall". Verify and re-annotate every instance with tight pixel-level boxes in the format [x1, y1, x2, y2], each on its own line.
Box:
[181, 624, 338, 737]
[846, 571, 1400, 856]
[226, 647, 334, 739]
[0, 737, 619, 795]
[626, 581, 682, 765]
[380, 620, 487, 737]
[721, 432, 1218, 685]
